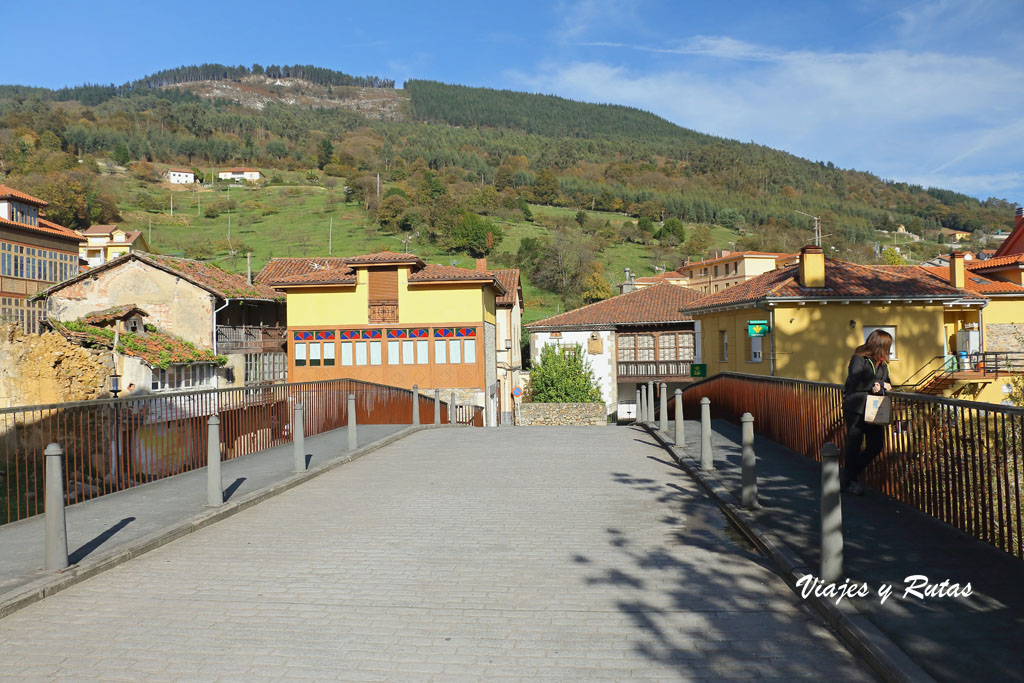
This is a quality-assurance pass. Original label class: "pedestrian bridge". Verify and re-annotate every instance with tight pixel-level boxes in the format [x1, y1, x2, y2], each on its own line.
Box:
[1, 378, 1021, 681]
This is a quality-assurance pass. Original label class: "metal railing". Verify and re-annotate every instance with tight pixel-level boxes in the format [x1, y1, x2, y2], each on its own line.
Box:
[900, 351, 1024, 393]
[368, 300, 399, 324]
[1, 379, 466, 525]
[618, 360, 693, 378]
[215, 325, 287, 353]
[679, 372, 1023, 559]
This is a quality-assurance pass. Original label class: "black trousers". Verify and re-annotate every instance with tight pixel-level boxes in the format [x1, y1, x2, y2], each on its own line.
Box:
[843, 410, 884, 483]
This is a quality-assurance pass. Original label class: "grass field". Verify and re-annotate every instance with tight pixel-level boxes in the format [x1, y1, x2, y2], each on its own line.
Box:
[115, 174, 741, 324]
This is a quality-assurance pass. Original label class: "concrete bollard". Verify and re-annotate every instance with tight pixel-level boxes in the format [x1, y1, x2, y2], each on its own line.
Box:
[451, 391, 457, 426]
[638, 385, 646, 422]
[411, 384, 420, 425]
[206, 415, 222, 507]
[434, 389, 441, 425]
[44, 443, 69, 571]
[646, 381, 655, 424]
[700, 397, 713, 470]
[347, 394, 357, 451]
[659, 382, 668, 433]
[293, 403, 305, 473]
[821, 442, 844, 582]
[635, 388, 642, 423]
[673, 389, 684, 447]
[741, 413, 758, 509]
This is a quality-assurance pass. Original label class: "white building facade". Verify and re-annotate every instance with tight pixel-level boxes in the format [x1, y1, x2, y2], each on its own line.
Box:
[165, 169, 195, 184]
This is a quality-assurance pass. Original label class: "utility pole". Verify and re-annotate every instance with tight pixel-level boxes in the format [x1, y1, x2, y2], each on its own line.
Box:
[376, 172, 380, 200]
[246, 252, 252, 284]
[329, 216, 333, 255]
[149, 216, 152, 244]
[795, 210, 821, 246]
[170, 193, 173, 218]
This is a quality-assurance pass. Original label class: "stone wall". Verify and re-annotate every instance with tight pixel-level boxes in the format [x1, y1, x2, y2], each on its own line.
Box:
[519, 402, 606, 426]
[985, 323, 1024, 353]
[0, 324, 111, 409]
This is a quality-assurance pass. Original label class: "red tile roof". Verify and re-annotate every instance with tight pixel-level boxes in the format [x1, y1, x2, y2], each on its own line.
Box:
[39, 253, 282, 301]
[488, 269, 522, 307]
[407, 264, 506, 293]
[256, 257, 354, 285]
[965, 254, 1024, 270]
[0, 215, 81, 242]
[80, 304, 149, 326]
[51, 316, 225, 368]
[683, 259, 984, 314]
[634, 269, 688, 284]
[79, 225, 144, 244]
[527, 283, 705, 330]
[683, 251, 785, 270]
[916, 266, 1024, 295]
[345, 251, 425, 266]
[269, 266, 357, 286]
[220, 167, 262, 174]
[0, 184, 47, 206]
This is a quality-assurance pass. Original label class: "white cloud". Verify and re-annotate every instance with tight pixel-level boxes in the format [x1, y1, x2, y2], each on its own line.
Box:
[507, 39, 1024, 200]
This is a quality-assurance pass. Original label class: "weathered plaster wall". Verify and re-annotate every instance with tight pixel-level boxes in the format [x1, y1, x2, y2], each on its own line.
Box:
[46, 260, 216, 348]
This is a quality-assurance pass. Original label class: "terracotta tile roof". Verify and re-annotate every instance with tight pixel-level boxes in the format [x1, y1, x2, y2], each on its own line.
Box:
[408, 264, 507, 294]
[82, 224, 118, 235]
[527, 283, 705, 330]
[80, 304, 149, 326]
[256, 257, 354, 285]
[345, 251, 425, 266]
[0, 215, 81, 242]
[167, 168, 193, 173]
[487, 269, 521, 306]
[0, 184, 47, 206]
[683, 259, 984, 314]
[916, 266, 1024, 294]
[269, 266, 357, 286]
[78, 226, 144, 244]
[220, 167, 262, 174]
[38, 253, 282, 301]
[634, 270, 688, 284]
[965, 254, 1024, 270]
[51, 317, 225, 368]
[683, 251, 785, 269]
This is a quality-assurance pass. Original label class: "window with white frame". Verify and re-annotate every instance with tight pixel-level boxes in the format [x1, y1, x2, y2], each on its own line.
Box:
[151, 364, 218, 391]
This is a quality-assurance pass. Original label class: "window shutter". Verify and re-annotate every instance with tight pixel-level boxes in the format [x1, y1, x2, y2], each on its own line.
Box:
[368, 268, 398, 301]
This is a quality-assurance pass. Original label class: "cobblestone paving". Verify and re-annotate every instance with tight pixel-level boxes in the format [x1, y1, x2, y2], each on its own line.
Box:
[0, 426, 875, 681]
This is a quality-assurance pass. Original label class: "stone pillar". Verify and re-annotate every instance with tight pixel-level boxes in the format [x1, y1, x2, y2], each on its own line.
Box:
[741, 413, 757, 509]
[347, 394, 357, 451]
[659, 382, 668, 433]
[700, 397, 713, 470]
[635, 388, 642, 423]
[434, 389, 441, 425]
[821, 442, 844, 582]
[292, 403, 305, 473]
[639, 385, 647, 422]
[450, 391, 458, 426]
[206, 415, 222, 506]
[411, 384, 420, 426]
[44, 443, 68, 571]
[673, 389, 684, 446]
[646, 380, 654, 423]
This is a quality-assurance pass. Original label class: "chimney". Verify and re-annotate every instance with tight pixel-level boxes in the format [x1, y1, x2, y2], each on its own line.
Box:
[798, 245, 825, 288]
[950, 251, 966, 289]
[475, 258, 487, 271]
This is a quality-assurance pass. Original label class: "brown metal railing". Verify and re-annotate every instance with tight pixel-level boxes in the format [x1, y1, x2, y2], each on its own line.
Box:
[678, 372, 1023, 559]
[215, 325, 287, 353]
[1, 378, 466, 525]
[368, 300, 399, 324]
[455, 404, 484, 427]
[618, 360, 692, 378]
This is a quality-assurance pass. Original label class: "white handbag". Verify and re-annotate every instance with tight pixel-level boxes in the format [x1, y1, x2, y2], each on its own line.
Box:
[864, 394, 892, 425]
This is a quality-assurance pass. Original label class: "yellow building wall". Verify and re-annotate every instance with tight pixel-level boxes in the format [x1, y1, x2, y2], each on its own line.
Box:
[287, 283, 368, 327]
[697, 303, 949, 386]
[981, 297, 1024, 326]
[399, 281, 493, 325]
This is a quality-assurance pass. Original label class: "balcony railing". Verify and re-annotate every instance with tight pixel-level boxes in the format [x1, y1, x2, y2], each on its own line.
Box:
[215, 326, 287, 353]
[618, 360, 692, 378]
[368, 299, 399, 324]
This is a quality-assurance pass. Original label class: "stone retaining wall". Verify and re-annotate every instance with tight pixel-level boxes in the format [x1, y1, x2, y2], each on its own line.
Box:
[519, 402, 606, 426]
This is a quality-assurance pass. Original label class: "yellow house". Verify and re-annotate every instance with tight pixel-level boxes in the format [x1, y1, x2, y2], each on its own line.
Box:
[681, 246, 995, 396]
[80, 225, 149, 267]
[259, 251, 506, 425]
[679, 251, 786, 295]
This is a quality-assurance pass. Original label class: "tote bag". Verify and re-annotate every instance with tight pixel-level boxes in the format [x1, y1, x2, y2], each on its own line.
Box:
[864, 394, 892, 425]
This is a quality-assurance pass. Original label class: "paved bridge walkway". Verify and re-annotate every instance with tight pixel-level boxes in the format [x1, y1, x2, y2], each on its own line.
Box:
[0, 426, 872, 681]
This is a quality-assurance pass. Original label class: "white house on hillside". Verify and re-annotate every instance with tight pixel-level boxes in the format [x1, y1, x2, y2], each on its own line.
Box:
[165, 168, 195, 184]
[218, 167, 264, 183]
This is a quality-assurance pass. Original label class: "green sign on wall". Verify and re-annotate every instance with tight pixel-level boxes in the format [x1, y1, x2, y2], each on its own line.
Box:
[747, 320, 770, 337]
[690, 363, 708, 378]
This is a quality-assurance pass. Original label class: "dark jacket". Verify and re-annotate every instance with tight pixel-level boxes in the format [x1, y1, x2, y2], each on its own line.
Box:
[842, 355, 890, 416]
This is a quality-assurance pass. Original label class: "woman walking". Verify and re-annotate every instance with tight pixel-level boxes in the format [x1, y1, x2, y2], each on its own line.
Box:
[841, 329, 893, 495]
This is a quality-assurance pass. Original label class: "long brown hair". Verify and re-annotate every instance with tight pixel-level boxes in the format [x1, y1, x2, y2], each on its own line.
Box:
[854, 329, 893, 365]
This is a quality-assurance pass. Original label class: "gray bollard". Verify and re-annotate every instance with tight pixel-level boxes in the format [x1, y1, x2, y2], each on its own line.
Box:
[44, 443, 68, 571]
[293, 403, 305, 473]
[450, 391, 457, 426]
[821, 442, 844, 582]
[206, 415, 222, 506]
[638, 385, 646, 422]
[411, 384, 420, 425]
[674, 389, 684, 446]
[434, 389, 441, 425]
[347, 394, 357, 450]
[646, 380, 655, 424]
[700, 397, 713, 470]
[635, 388, 642, 423]
[741, 413, 758, 509]
[659, 382, 668, 433]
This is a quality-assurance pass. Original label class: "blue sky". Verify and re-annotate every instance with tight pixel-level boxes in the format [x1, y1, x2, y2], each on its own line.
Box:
[5, 0, 1023, 203]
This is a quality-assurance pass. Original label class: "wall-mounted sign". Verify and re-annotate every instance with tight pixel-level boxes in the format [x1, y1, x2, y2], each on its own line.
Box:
[747, 320, 770, 337]
[690, 363, 707, 378]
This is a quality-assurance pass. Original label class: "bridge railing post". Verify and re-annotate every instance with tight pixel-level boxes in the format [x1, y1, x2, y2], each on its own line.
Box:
[659, 382, 668, 433]
[821, 442, 844, 582]
[434, 389, 440, 425]
[450, 391, 457, 426]
[673, 389, 684, 446]
[635, 388, 642, 423]
[700, 397, 713, 470]
[646, 381, 654, 424]
[347, 394, 357, 451]
[293, 403, 305, 473]
[206, 415, 222, 507]
[411, 384, 420, 425]
[741, 413, 758, 508]
[44, 443, 68, 571]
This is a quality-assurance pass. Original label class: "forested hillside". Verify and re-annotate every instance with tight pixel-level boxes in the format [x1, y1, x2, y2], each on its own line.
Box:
[0, 66, 1015, 317]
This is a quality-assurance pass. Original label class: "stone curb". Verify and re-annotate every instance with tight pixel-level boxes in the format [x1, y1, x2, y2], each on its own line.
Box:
[0, 423, 444, 620]
[640, 423, 935, 683]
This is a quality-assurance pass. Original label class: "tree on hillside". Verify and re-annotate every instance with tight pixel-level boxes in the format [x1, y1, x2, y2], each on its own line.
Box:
[687, 224, 713, 257]
[527, 344, 602, 404]
[317, 138, 334, 170]
[882, 248, 906, 265]
[532, 168, 560, 204]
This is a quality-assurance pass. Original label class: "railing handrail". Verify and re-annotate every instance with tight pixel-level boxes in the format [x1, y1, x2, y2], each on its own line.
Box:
[0, 376, 454, 415]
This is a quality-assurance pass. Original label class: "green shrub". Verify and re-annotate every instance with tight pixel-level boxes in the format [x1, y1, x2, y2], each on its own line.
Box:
[527, 344, 602, 403]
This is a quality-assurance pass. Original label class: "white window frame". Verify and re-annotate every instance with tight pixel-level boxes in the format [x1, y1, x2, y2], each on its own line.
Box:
[388, 340, 401, 365]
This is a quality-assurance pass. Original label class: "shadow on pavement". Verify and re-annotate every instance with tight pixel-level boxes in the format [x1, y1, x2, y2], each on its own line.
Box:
[69, 516, 135, 565]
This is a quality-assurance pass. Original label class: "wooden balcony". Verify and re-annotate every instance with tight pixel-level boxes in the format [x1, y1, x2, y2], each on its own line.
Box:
[617, 360, 693, 379]
[368, 299, 399, 324]
[216, 326, 287, 353]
